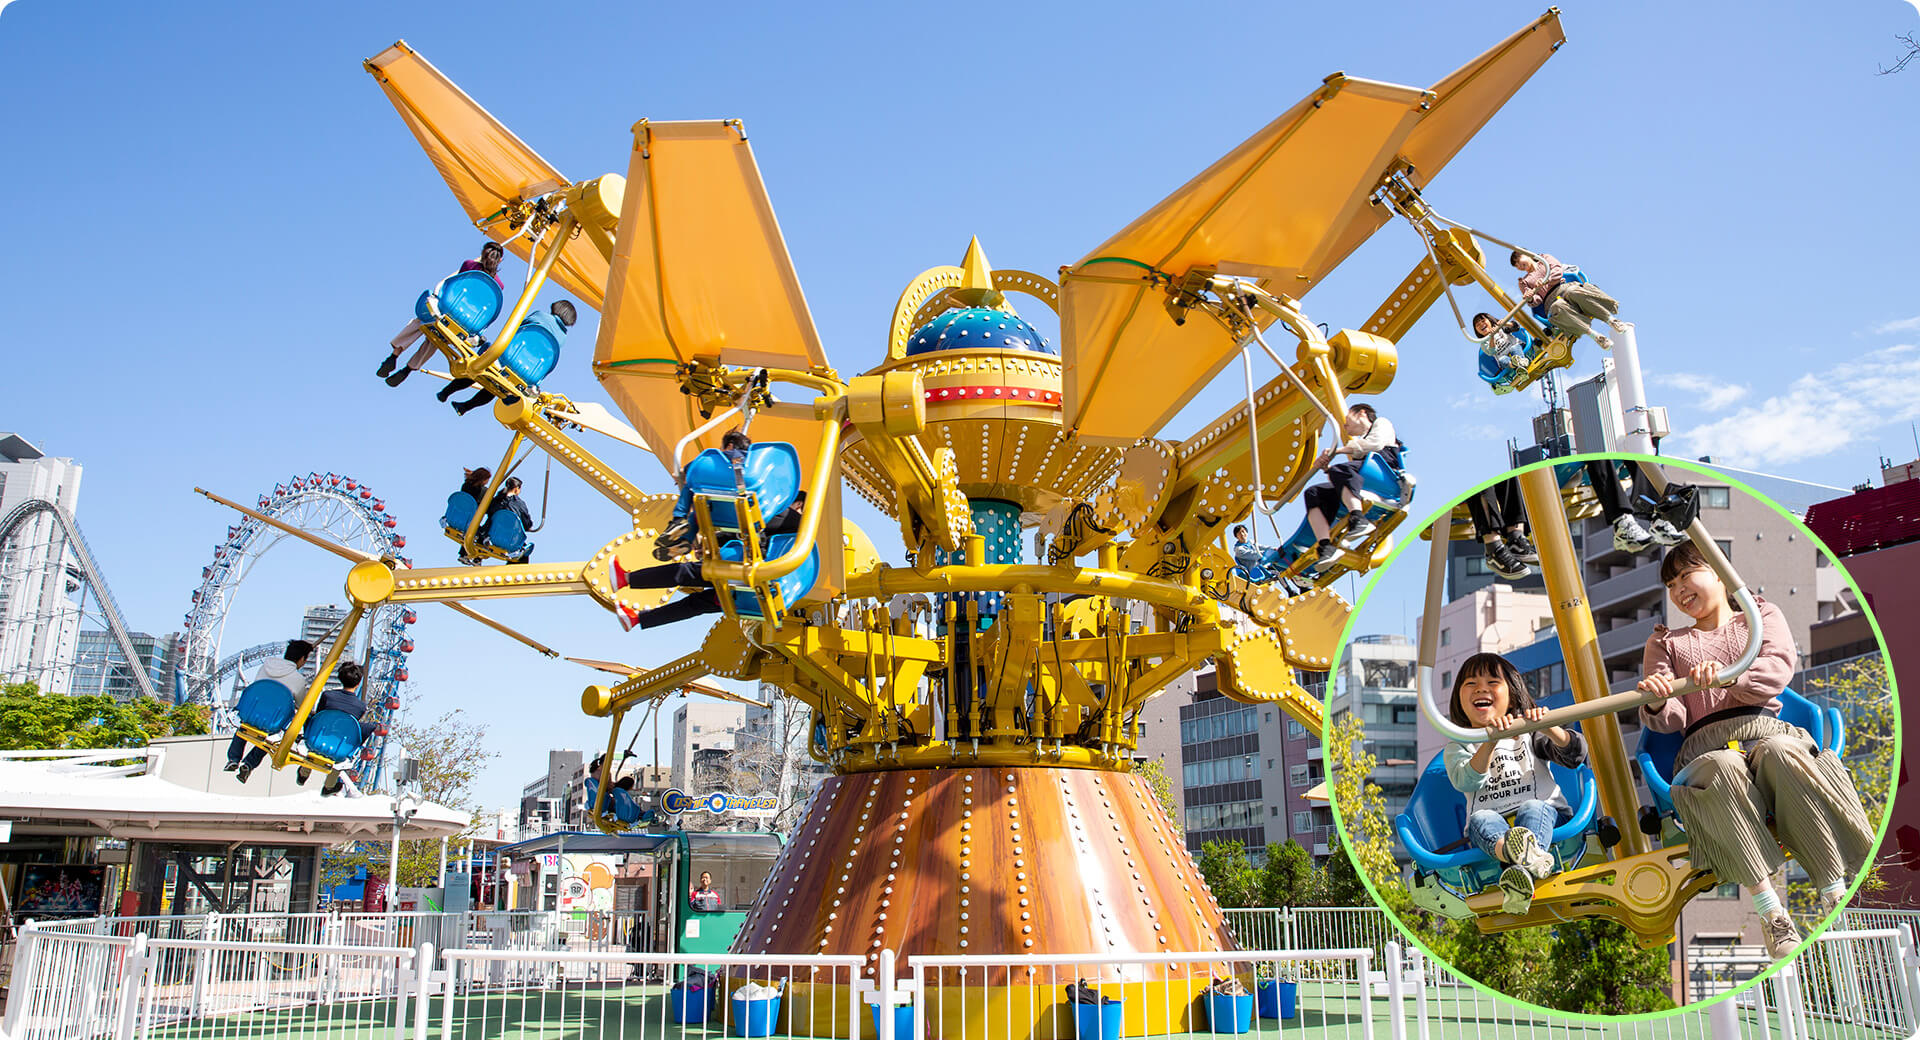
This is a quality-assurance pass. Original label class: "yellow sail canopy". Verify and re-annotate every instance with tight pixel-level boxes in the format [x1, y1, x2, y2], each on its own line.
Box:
[364, 42, 610, 310]
[593, 120, 829, 472]
[1059, 11, 1564, 445]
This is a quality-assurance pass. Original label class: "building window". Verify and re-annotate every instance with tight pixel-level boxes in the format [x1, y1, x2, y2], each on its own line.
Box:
[1266, 759, 1274, 769]
[1440, 671, 1451, 692]
[1271, 806, 1280, 817]
[1716, 539, 1733, 561]
[1288, 764, 1308, 787]
[1264, 711, 1272, 724]
[1439, 628, 1451, 647]
[1465, 556, 1492, 577]
[1287, 720, 1304, 739]
[1293, 811, 1313, 832]
[1702, 487, 1731, 509]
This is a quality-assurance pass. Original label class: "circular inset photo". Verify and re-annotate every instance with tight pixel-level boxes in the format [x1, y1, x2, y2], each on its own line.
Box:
[1325, 454, 1900, 1016]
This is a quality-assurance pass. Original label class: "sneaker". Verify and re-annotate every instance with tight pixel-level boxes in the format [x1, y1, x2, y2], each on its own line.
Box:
[236, 764, 254, 784]
[384, 368, 411, 387]
[654, 518, 694, 561]
[1609, 318, 1630, 333]
[376, 355, 397, 378]
[1647, 517, 1686, 546]
[1594, 334, 1613, 351]
[1612, 514, 1654, 554]
[610, 557, 629, 591]
[1340, 515, 1376, 545]
[223, 760, 240, 773]
[1484, 540, 1532, 580]
[296, 767, 311, 786]
[1760, 907, 1801, 959]
[453, 398, 485, 416]
[615, 599, 642, 633]
[1505, 530, 1541, 564]
[1498, 866, 1535, 915]
[1506, 829, 1556, 879]
[1310, 540, 1339, 574]
[1816, 890, 1843, 920]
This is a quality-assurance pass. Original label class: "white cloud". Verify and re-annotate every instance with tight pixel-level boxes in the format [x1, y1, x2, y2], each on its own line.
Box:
[1672, 345, 1920, 467]
[1653, 372, 1749, 412]
[1870, 316, 1920, 335]
[1457, 423, 1505, 440]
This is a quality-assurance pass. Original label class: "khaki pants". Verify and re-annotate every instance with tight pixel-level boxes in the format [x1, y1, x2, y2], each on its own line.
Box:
[389, 319, 437, 371]
[1545, 282, 1619, 339]
[1669, 715, 1876, 889]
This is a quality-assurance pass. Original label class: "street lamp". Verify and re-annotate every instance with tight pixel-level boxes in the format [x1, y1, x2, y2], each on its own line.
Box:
[386, 753, 422, 915]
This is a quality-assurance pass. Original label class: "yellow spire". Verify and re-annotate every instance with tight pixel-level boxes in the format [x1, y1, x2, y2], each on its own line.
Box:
[950, 237, 1006, 309]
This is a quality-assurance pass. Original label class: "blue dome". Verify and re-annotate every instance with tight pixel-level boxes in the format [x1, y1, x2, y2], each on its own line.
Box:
[905, 307, 1055, 356]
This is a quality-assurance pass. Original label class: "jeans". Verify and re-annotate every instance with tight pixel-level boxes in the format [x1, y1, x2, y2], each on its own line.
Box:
[226, 735, 267, 770]
[672, 482, 693, 522]
[1465, 799, 1570, 860]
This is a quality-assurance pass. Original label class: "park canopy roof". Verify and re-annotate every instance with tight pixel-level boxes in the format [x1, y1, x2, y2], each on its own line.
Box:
[1058, 10, 1564, 444]
[365, 42, 611, 310]
[592, 120, 830, 472]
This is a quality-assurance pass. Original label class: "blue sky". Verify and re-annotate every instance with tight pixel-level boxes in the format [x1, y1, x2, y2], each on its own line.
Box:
[2, 1, 1915, 809]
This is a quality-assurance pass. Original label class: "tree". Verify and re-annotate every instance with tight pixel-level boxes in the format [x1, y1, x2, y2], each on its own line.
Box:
[1324, 712, 1402, 901]
[0, 683, 208, 751]
[321, 707, 496, 896]
[1880, 32, 1918, 74]
[1538, 919, 1675, 1015]
[1196, 839, 1262, 908]
[1134, 757, 1183, 841]
[1259, 839, 1313, 907]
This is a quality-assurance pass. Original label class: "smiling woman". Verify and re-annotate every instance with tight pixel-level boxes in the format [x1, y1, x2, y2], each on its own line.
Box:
[1326, 453, 1901, 1017]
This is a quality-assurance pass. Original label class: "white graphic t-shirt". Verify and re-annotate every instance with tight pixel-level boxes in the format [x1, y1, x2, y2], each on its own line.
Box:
[1445, 731, 1578, 817]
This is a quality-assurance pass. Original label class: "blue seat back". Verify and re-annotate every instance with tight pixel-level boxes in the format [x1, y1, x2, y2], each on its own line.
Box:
[686, 443, 802, 529]
[236, 678, 298, 734]
[487, 508, 527, 553]
[1478, 351, 1509, 386]
[1356, 451, 1409, 503]
[499, 322, 561, 386]
[415, 270, 504, 334]
[1637, 686, 1834, 819]
[1775, 687, 1826, 748]
[304, 709, 366, 764]
[444, 492, 479, 532]
[718, 534, 820, 618]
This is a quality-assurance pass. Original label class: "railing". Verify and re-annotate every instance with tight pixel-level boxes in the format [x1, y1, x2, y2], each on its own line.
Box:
[10, 908, 1920, 1040]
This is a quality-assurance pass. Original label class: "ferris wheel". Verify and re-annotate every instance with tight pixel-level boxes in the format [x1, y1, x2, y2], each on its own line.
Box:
[181, 472, 415, 789]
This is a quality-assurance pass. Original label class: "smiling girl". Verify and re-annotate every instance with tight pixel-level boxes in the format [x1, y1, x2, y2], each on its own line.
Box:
[1638, 542, 1875, 959]
[1443, 652, 1590, 914]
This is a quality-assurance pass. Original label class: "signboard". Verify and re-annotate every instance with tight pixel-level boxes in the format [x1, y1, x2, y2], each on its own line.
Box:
[558, 855, 617, 912]
[658, 789, 777, 819]
[541, 854, 560, 870]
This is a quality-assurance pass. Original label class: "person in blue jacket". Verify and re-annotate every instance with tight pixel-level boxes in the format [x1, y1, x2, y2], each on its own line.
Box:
[438, 300, 577, 415]
[654, 428, 753, 560]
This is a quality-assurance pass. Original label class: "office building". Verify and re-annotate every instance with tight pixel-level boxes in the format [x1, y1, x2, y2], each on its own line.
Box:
[70, 629, 171, 700]
[1177, 666, 1329, 860]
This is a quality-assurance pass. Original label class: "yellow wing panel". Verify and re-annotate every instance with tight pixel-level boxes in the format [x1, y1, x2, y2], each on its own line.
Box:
[1060, 77, 1429, 444]
[364, 42, 609, 309]
[594, 120, 829, 470]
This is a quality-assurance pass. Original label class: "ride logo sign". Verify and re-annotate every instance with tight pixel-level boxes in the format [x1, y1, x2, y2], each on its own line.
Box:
[660, 789, 778, 819]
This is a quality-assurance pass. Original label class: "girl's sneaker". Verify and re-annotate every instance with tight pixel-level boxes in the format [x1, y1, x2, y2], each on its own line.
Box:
[1484, 541, 1532, 580]
[1760, 908, 1801, 959]
[1612, 514, 1655, 553]
[1507, 828, 1556, 879]
[1594, 334, 1614, 350]
[1647, 517, 1686, 546]
[1505, 531, 1541, 564]
[1498, 866, 1535, 914]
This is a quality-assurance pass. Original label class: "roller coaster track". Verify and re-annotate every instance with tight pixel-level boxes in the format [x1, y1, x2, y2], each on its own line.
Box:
[0, 497, 159, 700]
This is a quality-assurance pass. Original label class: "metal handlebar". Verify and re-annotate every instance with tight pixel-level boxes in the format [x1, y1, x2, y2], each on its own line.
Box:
[1414, 466, 1767, 745]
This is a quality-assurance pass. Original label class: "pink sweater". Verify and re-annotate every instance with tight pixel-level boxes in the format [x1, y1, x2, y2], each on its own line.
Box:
[1640, 597, 1796, 733]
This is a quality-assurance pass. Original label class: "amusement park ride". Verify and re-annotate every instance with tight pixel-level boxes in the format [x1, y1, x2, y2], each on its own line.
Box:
[187, 5, 1734, 985]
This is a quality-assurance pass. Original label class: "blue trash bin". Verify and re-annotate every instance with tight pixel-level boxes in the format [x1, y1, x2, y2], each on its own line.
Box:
[1256, 980, 1298, 1020]
[1074, 998, 1124, 1040]
[1205, 988, 1255, 1034]
[669, 984, 708, 1024]
[730, 991, 781, 1037]
[868, 1000, 913, 1039]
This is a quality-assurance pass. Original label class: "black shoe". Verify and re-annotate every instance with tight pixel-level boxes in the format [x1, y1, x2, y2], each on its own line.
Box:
[1506, 531, 1541, 565]
[223, 760, 240, 773]
[236, 764, 254, 784]
[453, 398, 484, 415]
[1484, 540, 1533, 580]
[296, 767, 312, 786]
[322, 778, 342, 797]
[384, 368, 411, 387]
[376, 355, 397, 378]
[653, 518, 695, 561]
[1310, 539, 1339, 574]
[436, 385, 458, 402]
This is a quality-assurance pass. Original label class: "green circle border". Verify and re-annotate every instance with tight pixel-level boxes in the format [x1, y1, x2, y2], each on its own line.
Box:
[1317, 450, 1906, 1022]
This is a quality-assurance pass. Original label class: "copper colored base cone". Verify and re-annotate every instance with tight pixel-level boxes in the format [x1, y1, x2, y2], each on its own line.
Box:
[733, 766, 1236, 976]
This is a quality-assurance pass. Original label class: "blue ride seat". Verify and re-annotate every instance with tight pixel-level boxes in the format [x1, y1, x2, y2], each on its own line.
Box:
[717, 534, 820, 618]
[1635, 686, 1838, 818]
[1395, 749, 1599, 894]
[686, 442, 802, 530]
[487, 507, 527, 553]
[303, 709, 367, 764]
[414, 270, 504, 336]
[444, 492, 479, 533]
[1267, 449, 1416, 571]
[497, 313, 564, 386]
[236, 678, 299, 734]
[1477, 329, 1538, 390]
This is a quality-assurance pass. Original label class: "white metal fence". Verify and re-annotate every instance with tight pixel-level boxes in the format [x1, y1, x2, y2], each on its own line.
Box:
[8, 908, 1919, 1040]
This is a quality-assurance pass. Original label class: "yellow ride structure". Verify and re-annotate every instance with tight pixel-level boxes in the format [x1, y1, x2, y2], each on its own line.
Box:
[208, 10, 1591, 973]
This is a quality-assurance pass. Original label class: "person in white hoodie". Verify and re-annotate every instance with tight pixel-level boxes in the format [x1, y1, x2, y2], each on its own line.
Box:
[225, 639, 313, 782]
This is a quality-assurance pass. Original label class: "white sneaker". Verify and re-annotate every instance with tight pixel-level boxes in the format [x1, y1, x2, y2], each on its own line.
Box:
[1647, 517, 1686, 546]
[1498, 867, 1535, 915]
[1760, 908, 1801, 959]
[1594, 334, 1614, 351]
[1612, 514, 1654, 553]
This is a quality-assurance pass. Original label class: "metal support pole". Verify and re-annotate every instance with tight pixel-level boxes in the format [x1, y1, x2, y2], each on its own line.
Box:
[1706, 990, 1740, 1040]
[437, 837, 448, 889]
[1609, 322, 1656, 455]
[1516, 466, 1650, 859]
